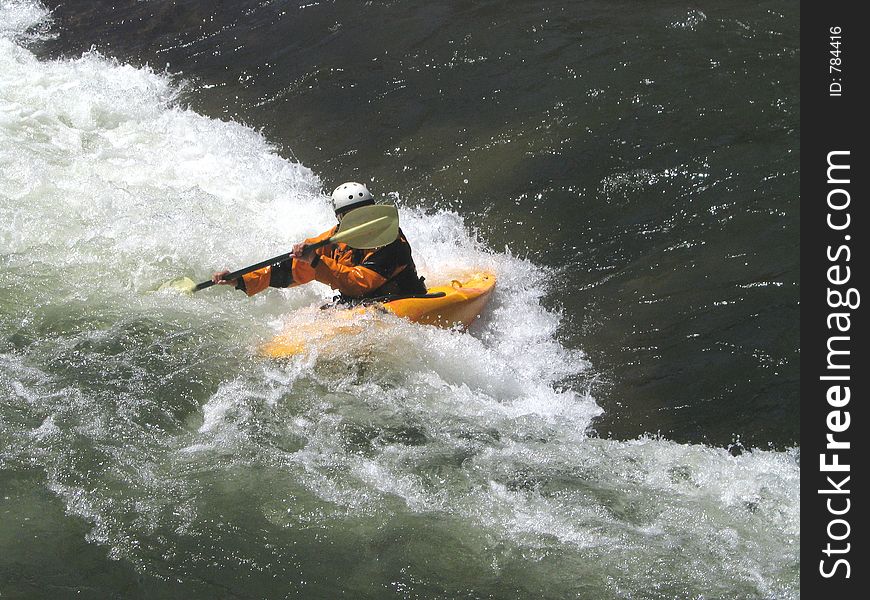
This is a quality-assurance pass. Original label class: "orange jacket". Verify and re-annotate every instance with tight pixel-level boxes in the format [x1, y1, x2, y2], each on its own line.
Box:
[237, 226, 425, 299]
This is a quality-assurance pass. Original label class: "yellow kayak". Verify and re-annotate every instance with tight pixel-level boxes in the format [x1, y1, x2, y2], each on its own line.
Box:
[259, 273, 496, 358]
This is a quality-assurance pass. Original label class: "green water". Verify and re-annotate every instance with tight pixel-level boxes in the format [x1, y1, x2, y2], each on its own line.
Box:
[1, 1, 799, 597]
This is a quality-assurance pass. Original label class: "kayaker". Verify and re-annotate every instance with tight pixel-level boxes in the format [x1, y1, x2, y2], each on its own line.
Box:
[212, 182, 427, 302]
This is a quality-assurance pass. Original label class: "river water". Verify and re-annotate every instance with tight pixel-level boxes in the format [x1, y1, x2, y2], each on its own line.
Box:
[1, 1, 798, 598]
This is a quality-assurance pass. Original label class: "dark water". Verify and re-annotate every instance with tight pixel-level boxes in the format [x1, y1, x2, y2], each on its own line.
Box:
[38, 0, 800, 449]
[1, 1, 799, 598]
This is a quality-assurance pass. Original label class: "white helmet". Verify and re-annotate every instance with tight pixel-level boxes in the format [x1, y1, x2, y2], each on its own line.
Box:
[331, 182, 374, 214]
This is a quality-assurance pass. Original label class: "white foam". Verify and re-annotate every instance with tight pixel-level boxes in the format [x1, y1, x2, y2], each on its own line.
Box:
[0, 0, 49, 40]
[0, 10, 798, 596]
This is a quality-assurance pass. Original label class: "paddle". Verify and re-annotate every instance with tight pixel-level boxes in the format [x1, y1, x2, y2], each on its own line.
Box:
[160, 204, 399, 293]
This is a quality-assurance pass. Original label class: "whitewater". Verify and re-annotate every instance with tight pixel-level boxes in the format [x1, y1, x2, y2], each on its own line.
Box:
[1, 2, 798, 597]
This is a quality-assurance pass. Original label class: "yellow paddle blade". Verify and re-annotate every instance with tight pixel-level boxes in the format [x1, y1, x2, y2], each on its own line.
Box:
[332, 204, 399, 249]
[157, 276, 197, 293]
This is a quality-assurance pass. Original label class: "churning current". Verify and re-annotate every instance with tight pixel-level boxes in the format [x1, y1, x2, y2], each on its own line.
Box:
[1, 1, 799, 598]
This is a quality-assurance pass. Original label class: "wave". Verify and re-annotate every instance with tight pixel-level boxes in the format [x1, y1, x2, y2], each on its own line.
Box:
[1, 3, 798, 597]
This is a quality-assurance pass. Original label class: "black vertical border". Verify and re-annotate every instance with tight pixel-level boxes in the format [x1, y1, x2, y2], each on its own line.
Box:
[801, 1, 866, 596]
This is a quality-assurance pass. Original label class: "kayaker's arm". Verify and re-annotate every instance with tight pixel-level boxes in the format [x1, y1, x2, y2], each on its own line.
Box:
[311, 256, 389, 298]
[228, 228, 338, 296]
[233, 259, 320, 296]
[211, 224, 398, 298]
[309, 236, 422, 298]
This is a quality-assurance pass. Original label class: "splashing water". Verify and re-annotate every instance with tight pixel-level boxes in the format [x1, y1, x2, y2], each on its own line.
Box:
[1, 2, 798, 597]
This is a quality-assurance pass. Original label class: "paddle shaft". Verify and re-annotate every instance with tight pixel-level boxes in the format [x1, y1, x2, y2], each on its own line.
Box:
[193, 238, 331, 292]
[182, 205, 398, 293]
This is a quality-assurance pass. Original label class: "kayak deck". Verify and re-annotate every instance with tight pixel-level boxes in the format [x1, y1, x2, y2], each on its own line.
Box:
[381, 272, 495, 328]
[259, 273, 496, 358]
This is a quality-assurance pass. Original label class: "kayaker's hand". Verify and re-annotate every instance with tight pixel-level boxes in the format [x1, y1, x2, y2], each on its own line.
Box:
[293, 243, 315, 264]
[212, 270, 234, 285]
